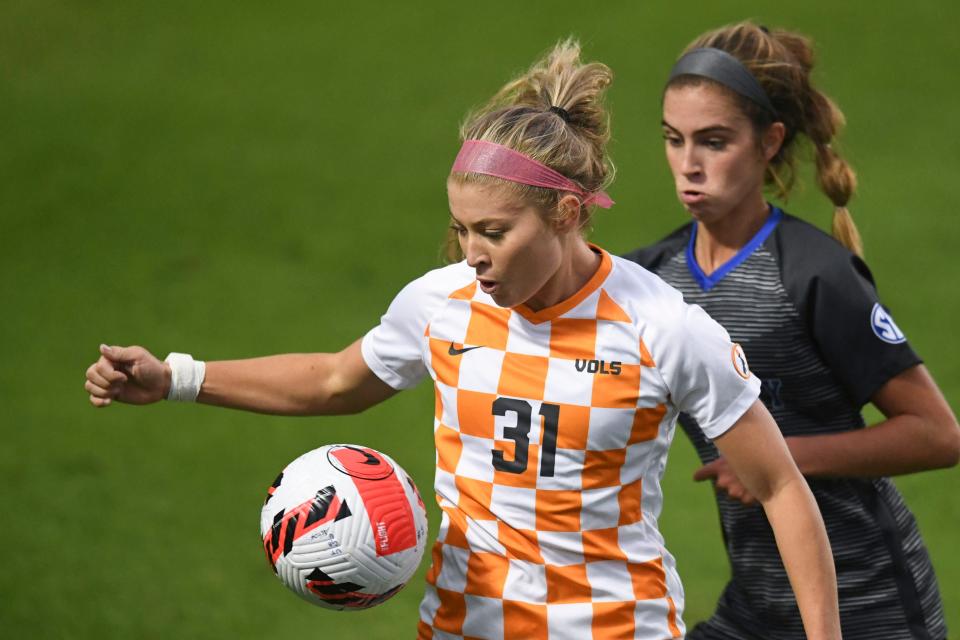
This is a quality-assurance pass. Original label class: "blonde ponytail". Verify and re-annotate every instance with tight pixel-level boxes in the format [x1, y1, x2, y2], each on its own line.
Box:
[443, 40, 614, 261]
[454, 39, 613, 218]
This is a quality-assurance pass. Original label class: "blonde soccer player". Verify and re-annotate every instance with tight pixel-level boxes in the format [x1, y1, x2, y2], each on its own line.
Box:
[86, 41, 841, 639]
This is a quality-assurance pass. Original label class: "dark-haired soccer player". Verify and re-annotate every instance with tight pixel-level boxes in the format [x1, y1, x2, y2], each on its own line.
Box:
[626, 21, 960, 640]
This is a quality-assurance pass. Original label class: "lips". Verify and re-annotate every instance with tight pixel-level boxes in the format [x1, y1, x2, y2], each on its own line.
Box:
[478, 279, 498, 295]
[680, 190, 706, 205]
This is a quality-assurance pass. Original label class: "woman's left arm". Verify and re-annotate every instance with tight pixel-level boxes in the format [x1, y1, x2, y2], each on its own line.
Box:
[696, 365, 960, 499]
[787, 364, 960, 477]
[714, 399, 840, 640]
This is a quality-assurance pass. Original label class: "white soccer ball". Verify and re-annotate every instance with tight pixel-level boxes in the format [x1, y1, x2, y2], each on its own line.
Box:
[260, 444, 429, 610]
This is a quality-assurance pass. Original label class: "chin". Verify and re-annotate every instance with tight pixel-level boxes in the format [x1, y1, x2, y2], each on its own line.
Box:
[683, 202, 721, 224]
[495, 289, 534, 310]
[680, 203, 704, 219]
[488, 290, 513, 308]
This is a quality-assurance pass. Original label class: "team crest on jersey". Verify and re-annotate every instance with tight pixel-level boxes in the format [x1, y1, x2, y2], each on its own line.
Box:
[731, 343, 751, 380]
[870, 303, 906, 344]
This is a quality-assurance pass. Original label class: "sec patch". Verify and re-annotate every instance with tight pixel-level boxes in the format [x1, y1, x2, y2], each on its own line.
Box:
[871, 303, 907, 344]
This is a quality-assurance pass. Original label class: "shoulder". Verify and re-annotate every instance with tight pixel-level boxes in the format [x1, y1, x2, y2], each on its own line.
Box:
[765, 212, 921, 405]
[607, 257, 758, 436]
[767, 212, 877, 290]
[407, 260, 476, 291]
[609, 255, 742, 367]
[394, 261, 477, 306]
[621, 223, 691, 273]
[363, 261, 476, 390]
[609, 254, 687, 310]
[607, 254, 705, 337]
[377, 261, 477, 332]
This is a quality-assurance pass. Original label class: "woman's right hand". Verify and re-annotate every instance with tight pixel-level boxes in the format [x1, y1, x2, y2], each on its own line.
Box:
[85, 344, 171, 407]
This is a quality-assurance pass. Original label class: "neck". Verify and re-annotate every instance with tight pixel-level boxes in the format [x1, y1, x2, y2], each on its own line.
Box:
[694, 194, 770, 276]
[525, 239, 600, 311]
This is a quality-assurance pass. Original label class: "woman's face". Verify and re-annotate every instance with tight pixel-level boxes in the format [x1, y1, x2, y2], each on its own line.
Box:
[662, 83, 774, 224]
[447, 181, 565, 309]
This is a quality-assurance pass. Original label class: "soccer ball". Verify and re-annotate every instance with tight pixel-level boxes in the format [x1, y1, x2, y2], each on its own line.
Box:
[260, 444, 429, 610]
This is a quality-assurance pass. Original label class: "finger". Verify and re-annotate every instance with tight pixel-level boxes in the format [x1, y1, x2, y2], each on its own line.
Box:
[87, 363, 127, 389]
[693, 462, 719, 482]
[100, 344, 140, 364]
[106, 367, 128, 384]
[89, 394, 112, 407]
[718, 482, 754, 505]
[85, 379, 114, 399]
[94, 355, 123, 376]
[86, 363, 110, 388]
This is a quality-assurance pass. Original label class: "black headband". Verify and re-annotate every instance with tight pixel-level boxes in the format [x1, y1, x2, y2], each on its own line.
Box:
[667, 47, 775, 114]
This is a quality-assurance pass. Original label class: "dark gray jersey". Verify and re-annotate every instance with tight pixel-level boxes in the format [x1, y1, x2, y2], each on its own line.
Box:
[625, 208, 945, 640]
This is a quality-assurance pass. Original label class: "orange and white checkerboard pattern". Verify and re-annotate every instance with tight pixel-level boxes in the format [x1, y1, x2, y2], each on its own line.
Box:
[362, 248, 760, 639]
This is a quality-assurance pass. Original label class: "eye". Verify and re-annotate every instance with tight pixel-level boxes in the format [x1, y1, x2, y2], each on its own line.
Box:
[705, 138, 727, 150]
[662, 132, 683, 148]
[482, 229, 504, 239]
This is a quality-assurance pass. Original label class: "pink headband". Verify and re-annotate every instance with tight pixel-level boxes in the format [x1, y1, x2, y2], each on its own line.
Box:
[450, 139, 614, 209]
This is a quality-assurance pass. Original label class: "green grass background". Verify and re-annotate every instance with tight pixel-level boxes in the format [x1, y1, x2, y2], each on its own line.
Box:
[2, 1, 958, 637]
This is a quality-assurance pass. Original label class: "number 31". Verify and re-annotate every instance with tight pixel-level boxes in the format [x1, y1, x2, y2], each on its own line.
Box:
[491, 397, 560, 477]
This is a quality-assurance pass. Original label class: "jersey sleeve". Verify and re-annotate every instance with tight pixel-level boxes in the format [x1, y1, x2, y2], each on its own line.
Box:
[775, 221, 922, 407]
[361, 271, 449, 390]
[654, 301, 762, 440]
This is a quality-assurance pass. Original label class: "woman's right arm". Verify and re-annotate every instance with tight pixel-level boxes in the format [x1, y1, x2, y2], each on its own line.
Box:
[85, 339, 398, 416]
[715, 400, 841, 640]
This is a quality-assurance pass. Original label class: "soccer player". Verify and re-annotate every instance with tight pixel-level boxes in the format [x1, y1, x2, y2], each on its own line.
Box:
[625, 21, 960, 640]
[86, 41, 841, 639]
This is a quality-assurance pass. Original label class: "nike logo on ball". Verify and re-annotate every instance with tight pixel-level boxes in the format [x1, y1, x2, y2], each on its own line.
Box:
[448, 342, 483, 356]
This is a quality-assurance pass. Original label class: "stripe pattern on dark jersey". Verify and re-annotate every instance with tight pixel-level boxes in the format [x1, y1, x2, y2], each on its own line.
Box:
[625, 211, 946, 640]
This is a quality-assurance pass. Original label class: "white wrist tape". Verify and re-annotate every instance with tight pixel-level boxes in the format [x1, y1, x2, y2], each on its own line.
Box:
[164, 352, 206, 402]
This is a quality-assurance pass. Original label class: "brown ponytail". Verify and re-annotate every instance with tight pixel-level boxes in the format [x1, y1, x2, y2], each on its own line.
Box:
[673, 22, 863, 256]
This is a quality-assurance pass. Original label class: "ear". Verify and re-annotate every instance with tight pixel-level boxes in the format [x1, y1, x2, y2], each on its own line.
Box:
[553, 194, 584, 233]
[762, 122, 786, 161]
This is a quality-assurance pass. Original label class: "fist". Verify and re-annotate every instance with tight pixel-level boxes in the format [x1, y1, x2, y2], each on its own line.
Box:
[85, 344, 171, 407]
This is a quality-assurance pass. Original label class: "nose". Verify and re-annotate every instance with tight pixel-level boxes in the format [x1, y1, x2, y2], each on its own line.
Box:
[679, 144, 703, 179]
[462, 234, 489, 270]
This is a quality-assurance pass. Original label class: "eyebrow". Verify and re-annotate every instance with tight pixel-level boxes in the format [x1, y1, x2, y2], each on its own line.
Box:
[448, 215, 509, 227]
[661, 120, 737, 136]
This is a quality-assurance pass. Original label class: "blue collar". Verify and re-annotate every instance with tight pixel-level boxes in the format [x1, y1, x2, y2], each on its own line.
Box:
[685, 206, 783, 291]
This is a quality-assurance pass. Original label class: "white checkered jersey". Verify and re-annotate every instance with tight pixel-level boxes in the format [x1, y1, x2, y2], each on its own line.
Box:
[361, 247, 761, 639]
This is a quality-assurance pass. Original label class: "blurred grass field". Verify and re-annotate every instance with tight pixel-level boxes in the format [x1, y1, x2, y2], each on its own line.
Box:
[2, 1, 958, 637]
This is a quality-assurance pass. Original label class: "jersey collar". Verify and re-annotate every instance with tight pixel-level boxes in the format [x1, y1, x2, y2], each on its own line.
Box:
[686, 206, 783, 291]
[513, 244, 612, 324]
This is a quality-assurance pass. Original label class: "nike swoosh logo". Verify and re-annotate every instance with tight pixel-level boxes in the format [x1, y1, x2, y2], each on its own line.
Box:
[448, 342, 484, 356]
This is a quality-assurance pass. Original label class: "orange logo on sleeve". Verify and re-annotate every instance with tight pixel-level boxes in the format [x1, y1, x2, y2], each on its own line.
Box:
[731, 344, 751, 380]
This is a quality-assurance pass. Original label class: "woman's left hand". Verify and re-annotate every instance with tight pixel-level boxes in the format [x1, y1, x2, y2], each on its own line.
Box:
[694, 456, 757, 505]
